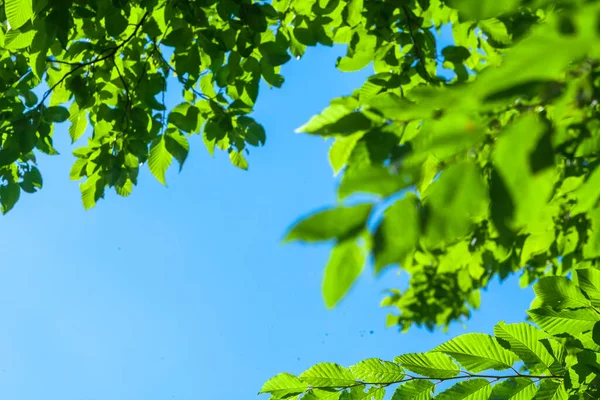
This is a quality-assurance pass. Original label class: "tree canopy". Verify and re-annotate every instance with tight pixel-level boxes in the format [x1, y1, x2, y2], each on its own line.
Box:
[4, 0, 600, 398]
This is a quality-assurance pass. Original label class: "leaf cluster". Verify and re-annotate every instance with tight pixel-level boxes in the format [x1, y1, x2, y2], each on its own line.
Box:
[260, 271, 600, 399]
[285, 0, 600, 330]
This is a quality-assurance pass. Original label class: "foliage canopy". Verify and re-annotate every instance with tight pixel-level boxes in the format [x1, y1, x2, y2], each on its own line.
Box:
[4, 0, 600, 398]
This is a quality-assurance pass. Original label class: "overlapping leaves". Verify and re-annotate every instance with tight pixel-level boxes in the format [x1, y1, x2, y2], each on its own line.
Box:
[283, 0, 600, 331]
[261, 272, 600, 399]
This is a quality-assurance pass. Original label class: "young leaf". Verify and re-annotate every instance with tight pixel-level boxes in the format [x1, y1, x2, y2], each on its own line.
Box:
[494, 322, 559, 375]
[322, 240, 365, 309]
[229, 151, 248, 170]
[0, 182, 20, 214]
[434, 378, 491, 400]
[492, 115, 554, 229]
[299, 363, 356, 388]
[80, 174, 103, 210]
[165, 130, 189, 171]
[349, 358, 404, 383]
[5, 0, 33, 30]
[433, 333, 518, 373]
[259, 373, 309, 397]
[44, 106, 70, 123]
[532, 379, 567, 400]
[373, 194, 420, 274]
[338, 166, 418, 200]
[296, 104, 361, 136]
[533, 276, 590, 309]
[345, 0, 364, 27]
[448, 0, 519, 20]
[490, 378, 537, 400]
[148, 135, 173, 186]
[68, 103, 88, 143]
[390, 380, 434, 400]
[576, 268, 600, 306]
[328, 132, 366, 176]
[284, 204, 372, 243]
[347, 386, 385, 400]
[394, 353, 460, 378]
[528, 307, 600, 336]
[19, 167, 43, 193]
[422, 162, 488, 247]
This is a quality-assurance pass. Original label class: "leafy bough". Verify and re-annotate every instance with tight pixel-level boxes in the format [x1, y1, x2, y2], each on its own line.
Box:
[260, 269, 600, 399]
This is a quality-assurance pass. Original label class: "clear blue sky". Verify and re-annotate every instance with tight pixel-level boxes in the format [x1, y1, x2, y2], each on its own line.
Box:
[0, 44, 534, 399]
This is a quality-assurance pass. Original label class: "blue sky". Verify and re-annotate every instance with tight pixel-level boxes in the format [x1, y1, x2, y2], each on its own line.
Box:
[0, 44, 534, 399]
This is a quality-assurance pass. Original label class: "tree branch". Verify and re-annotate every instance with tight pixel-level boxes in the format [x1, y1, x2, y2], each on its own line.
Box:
[306, 372, 563, 392]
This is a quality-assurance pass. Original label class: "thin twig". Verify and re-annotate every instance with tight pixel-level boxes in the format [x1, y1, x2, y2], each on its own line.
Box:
[306, 372, 563, 392]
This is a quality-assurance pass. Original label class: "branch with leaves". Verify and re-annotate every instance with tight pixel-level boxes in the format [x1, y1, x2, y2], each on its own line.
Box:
[260, 271, 600, 399]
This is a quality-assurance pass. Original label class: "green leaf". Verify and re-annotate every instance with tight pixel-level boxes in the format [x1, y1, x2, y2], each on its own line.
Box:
[583, 208, 600, 259]
[448, 0, 519, 20]
[492, 115, 554, 229]
[4, 25, 35, 49]
[5, 0, 33, 30]
[70, 158, 87, 181]
[345, 386, 385, 400]
[302, 112, 370, 137]
[349, 359, 404, 383]
[576, 268, 600, 307]
[44, 106, 70, 123]
[260, 373, 309, 397]
[328, 132, 366, 176]
[373, 194, 420, 273]
[345, 0, 363, 27]
[494, 322, 559, 375]
[168, 103, 200, 133]
[423, 163, 488, 247]
[433, 333, 518, 373]
[148, 135, 173, 186]
[19, 167, 43, 193]
[533, 277, 590, 309]
[490, 378, 537, 400]
[80, 174, 103, 210]
[165, 130, 189, 172]
[229, 151, 248, 170]
[528, 307, 600, 335]
[394, 353, 460, 378]
[284, 204, 372, 243]
[0, 182, 21, 214]
[296, 104, 366, 136]
[390, 380, 434, 400]
[572, 167, 600, 215]
[435, 379, 491, 400]
[520, 230, 555, 265]
[323, 240, 365, 308]
[478, 19, 512, 44]
[337, 31, 376, 72]
[338, 167, 418, 200]
[300, 363, 356, 388]
[115, 178, 133, 197]
[105, 11, 128, 38]
[68, 103, 88, 143]
[532, 380, 567, 400]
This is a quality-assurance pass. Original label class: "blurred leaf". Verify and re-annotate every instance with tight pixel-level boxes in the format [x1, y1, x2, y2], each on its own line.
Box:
[284, 204, 372, 243]
[322, 240, 365, 308]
